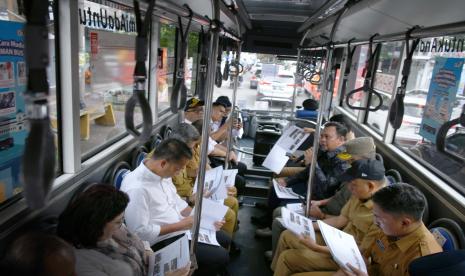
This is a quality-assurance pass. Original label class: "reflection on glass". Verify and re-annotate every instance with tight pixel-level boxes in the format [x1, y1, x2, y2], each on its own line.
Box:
[342, 45, 368, 116]
[158, 24, 176, 113]
[395, 34, 465, 187]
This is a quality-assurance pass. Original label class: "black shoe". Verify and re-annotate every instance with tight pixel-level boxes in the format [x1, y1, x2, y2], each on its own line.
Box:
[238, 196, 244, 207]
[254, 202, 268, 210]
[229, 241, 241, 257]
[251, 215, 271, 227]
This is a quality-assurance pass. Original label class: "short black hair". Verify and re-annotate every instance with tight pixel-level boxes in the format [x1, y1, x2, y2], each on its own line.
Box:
[1, 232, 75, 276]
[57, 184, 129, 248]
[212, 102, 226, 108]
[171, 123, 200, 144]
[324, 121, 348, 139]
[373, 183, 426, 221]
[330, 114, 352, 132]
[302, 99, 319, 111]
[151, 138, 193, 162]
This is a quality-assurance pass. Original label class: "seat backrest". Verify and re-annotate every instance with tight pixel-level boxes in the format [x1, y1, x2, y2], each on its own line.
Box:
[296, 110, 318, 120]
[131, 146, 148, 169]
[409, 250, 465, 276]
[429, 218, 465, 251]
[151, 133, 163, 151]
[385, 169, 402, 184]
[103, 161, 131, 190]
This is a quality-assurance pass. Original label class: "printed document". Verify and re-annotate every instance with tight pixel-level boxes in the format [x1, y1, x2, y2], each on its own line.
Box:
[186, 228, 220, 247]
[273, 179, 299, 199]
[263, 146, 290, 174]
[281, 207, 316, 241]
[317, 220, 367, 273]
[193, 166, 227, 201]
[220, 169, 238, 187]
[148, 235, 190, 276]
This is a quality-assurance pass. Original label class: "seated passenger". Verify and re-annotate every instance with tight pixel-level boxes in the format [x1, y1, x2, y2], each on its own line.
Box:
[0, 232, 76, 276]
[271, 159, 387, 276]
[184, 97, 204, 125]
[213, 96, 244, 140]
[170, 123, 238, 236]
[296, 99, 319, 120]
[302, 113, 355, 142]
[57, 184, 151, 276]
[259, 137, 378, 260]
[121, 138, 230, 276]
[291, 183, 443, 276]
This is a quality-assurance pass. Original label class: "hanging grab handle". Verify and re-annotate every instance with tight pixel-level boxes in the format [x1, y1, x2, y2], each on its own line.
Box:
[345, 34, 383, 111]
[389, 27, 420, 129]
[222, 50, 230, 81]
[21, 0, 56, 209]
[171, 4, 193, 113]
[215, 36, 224, 87]
[339, 38, 357, 106]
[125, 0, 155, 142]
[196, 27, 209, 100]
[436, 104, 465, 162]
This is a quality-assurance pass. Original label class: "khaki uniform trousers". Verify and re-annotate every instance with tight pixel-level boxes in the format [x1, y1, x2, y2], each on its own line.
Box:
[222, 196, 239, 236]
[271, 230, 338, 276]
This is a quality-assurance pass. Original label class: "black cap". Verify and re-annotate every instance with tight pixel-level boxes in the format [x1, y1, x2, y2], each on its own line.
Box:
[184, 97, 204, 111]
[215, 96, 232, 107]
[341, 159, 385, 182]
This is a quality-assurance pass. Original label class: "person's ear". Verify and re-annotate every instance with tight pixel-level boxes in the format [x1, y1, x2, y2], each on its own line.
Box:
[160, 160, 167, 168]
[401, 216, 413, 228]
[367, 181, 376, 193]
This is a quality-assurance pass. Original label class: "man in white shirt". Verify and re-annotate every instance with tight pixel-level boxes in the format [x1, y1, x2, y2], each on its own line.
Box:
[121, 138, 230, 276]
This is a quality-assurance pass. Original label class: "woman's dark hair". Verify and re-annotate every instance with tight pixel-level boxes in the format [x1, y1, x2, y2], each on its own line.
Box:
[57, 184, 129, 248]
[329, 114, 352, 132]
[372, 183, 426, 221]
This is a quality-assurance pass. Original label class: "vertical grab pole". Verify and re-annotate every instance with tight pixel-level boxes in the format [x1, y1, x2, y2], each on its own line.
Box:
[189, 0, 220, 267]
[305, 7, 348, 217]
[291, 29, 311, 116]
[224, 15, 242, 168]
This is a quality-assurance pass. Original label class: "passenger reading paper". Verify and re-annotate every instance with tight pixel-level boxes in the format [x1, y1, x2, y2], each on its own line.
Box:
[271, 159, 387, 276]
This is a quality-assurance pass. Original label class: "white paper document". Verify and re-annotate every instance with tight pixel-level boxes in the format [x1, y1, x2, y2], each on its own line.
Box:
[281, 207, 316, 241]
[194, 198, 228, 231]
[273, 179, 300, 199]
[317, 220, 367, 274]
[220, 169, 238, 187]
[193, 166, 228, 201]
[186, 228, 220, 247]
[276, 125, 310, 153]
[286, 203, 305, 215]
[148, 235, 190, 276]
[263, 146, 290, 174]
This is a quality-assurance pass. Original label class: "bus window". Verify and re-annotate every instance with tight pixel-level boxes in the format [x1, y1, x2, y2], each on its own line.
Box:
[366, 41, 403, 133]
[342, 45, 369, 116]
[186, 32, 199, 96]
[395, 34, 465, 187]
[0, 0, 60, 205]
[157, 24, 176, 113]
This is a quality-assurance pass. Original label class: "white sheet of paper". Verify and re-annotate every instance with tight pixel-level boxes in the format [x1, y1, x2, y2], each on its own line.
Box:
[273, 179, 299, 199]
[192, 198, 228, 231]
[148, 235, 190, 276]
[281, 207, 316, 241]
[186, 228, 220, 246]
[317, 220, 367, 274]
[193, 166, 223, 198]
[221, 169, 238, 187]
[286, 203, 305, 215]
[263, 146, 289, 174]
[276, 125, 310, 153]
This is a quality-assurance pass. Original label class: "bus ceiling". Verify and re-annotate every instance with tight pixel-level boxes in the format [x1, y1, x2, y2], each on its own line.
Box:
[235, 0, 465, 54]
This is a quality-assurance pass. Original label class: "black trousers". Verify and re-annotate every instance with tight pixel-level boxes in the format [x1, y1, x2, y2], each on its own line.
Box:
[151, 231, 231, 276]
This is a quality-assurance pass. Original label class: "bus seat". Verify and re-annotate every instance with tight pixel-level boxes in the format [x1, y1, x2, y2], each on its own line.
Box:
[103, 161, 131, 190]
[409, 250, 465, 276]
[429, 218, 465, 251]
[375, 153, 384, 163]
[131, 146, 148, 169]
[160, 124, 172, 139]
[385, 169, 402, 184]
[151, 133, 164, 150]
[296, 110, 318, 120]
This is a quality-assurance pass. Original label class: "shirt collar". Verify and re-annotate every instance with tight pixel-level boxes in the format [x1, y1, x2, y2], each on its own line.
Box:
[138, 162, 163, 182]
[359, 198, 374, 209]
[184, 118, 192, 124]
[394, 223, 429, 252]
[326, 145, 346, 158]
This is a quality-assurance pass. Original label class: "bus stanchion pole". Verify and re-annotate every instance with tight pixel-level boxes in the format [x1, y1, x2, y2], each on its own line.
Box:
[189, 0, 220, 270]
[291, 29, 310, 116]
[305, 7, 348, 217]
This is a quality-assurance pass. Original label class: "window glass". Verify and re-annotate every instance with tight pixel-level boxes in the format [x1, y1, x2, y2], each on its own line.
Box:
[366, 41, 403, 133]
[342, 45, 369, 116]
[157, 24, 176, 113]
[395, 35, 465, 187]
[186, 32, 199, 96]
[77, 0, 141, 157]
[0, 0, 60, 205]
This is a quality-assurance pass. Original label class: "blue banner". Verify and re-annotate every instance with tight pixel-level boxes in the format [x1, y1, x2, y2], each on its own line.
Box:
[0, 20, 27, 203]
[420, 57, 464, 143]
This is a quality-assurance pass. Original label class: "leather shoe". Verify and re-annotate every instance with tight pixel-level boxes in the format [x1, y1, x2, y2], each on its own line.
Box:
[255, 227, 272, 238]
[264, 250, 273, 261]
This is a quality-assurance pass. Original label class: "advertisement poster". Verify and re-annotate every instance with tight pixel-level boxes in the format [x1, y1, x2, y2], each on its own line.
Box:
[420, 57, 464, 143]
[0, 20, 28, 203]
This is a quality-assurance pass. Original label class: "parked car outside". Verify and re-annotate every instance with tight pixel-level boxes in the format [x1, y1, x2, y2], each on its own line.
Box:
[256, 72, 296, 105]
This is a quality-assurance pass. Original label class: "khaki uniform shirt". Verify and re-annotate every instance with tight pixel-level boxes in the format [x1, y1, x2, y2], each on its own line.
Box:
[340, 196, 381, 252]
[366, 223, 442, 276]
[172, 145, 201, 197]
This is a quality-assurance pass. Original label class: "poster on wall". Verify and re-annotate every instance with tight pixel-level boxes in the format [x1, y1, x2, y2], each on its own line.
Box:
[420, 57, 464, 143]
[0, 20, 28, 203]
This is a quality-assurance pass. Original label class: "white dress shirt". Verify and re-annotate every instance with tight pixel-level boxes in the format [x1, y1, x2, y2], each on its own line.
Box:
[121, 162, 189, 245]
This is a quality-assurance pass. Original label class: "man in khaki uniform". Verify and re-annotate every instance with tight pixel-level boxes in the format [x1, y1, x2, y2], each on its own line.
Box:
[290, 183, 442, 276]
[271, 159, 387, 276]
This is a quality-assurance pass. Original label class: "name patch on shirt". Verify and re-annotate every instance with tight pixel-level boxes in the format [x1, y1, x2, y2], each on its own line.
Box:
[376, 239, 385, 252]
